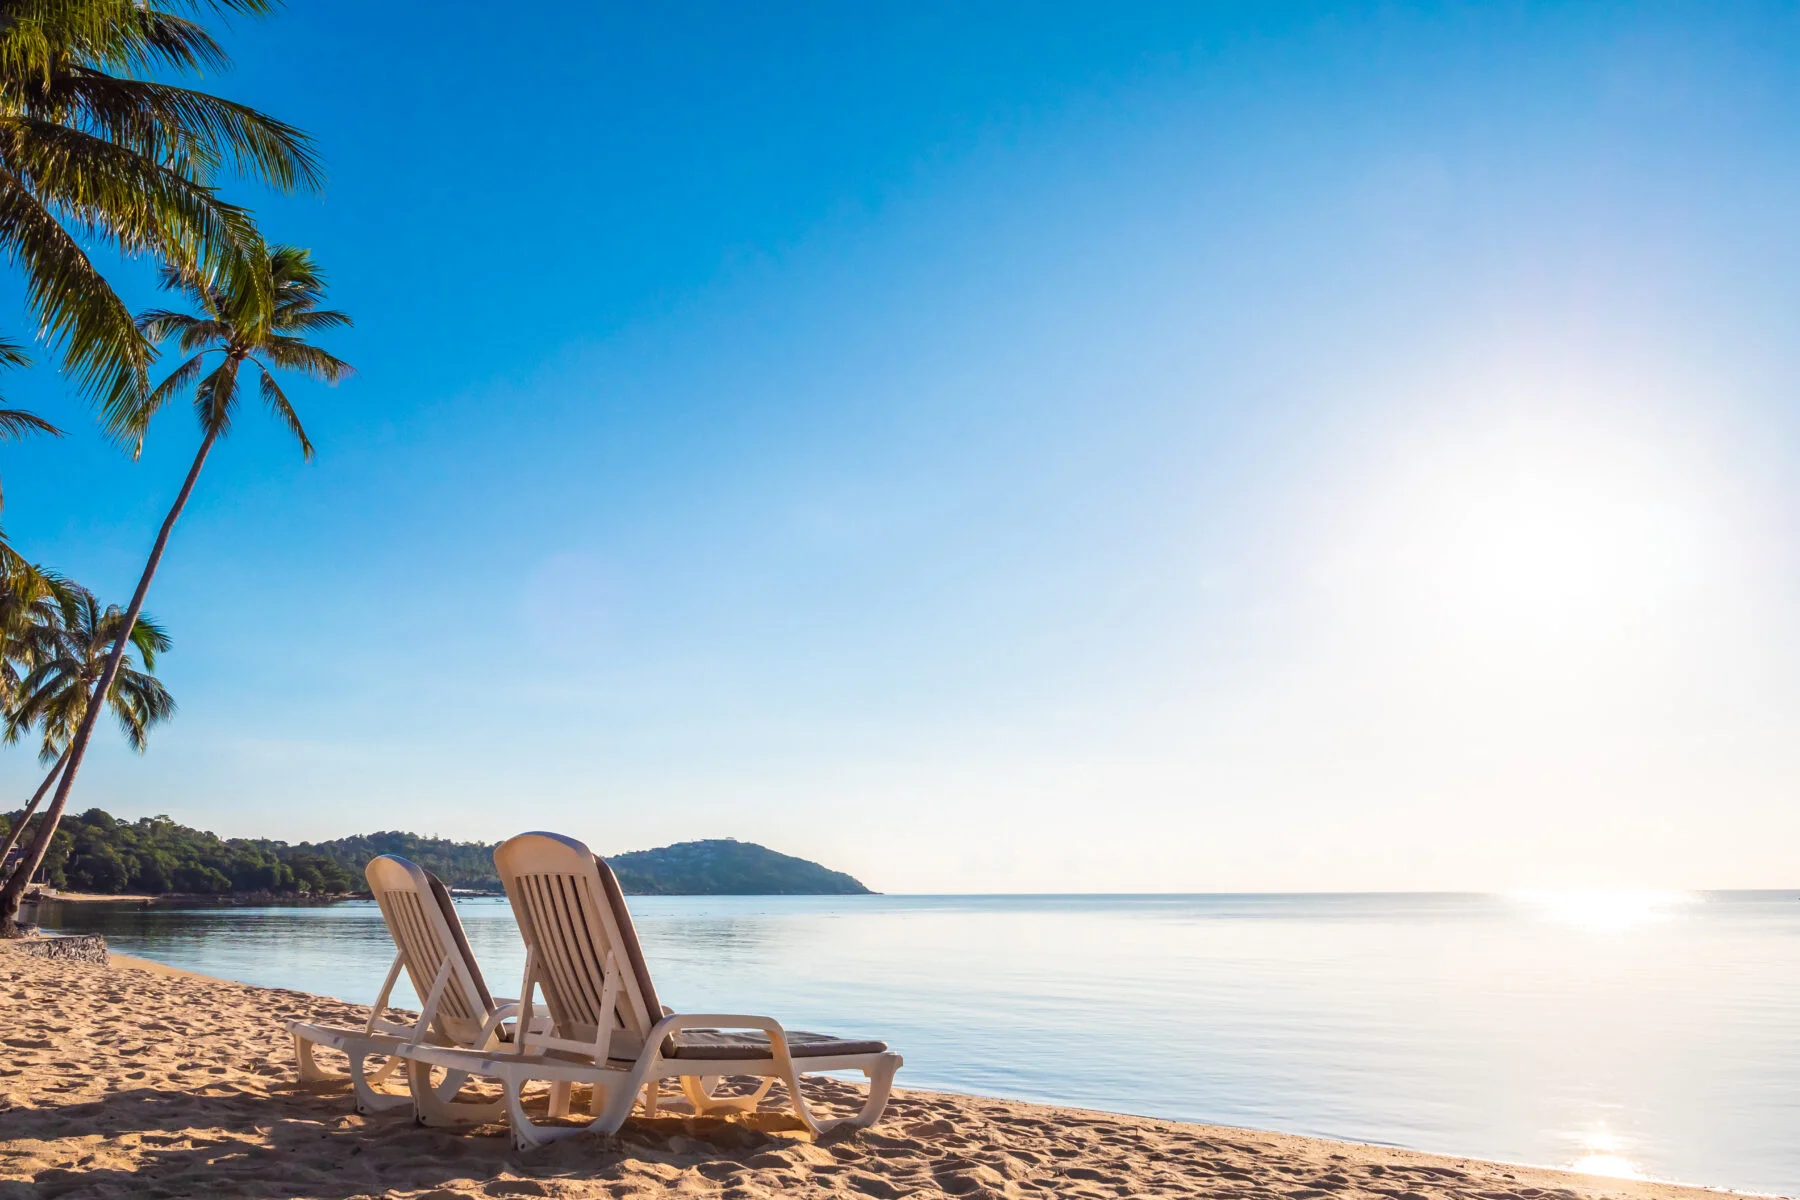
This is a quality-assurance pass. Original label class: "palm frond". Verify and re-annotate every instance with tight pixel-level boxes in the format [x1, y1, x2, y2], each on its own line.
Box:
[0, 1, 277, 81]
[139, 244, 351, 455]
[259, 336, 352, 383]
[42, 71, 323, 193]
[0, 408, 59, 440]
[0, 114, 276, 424]
[190, 355, 239, 436]
[175, 318, 229, 353]
[0, 112, 264, 267]
[0, 335, 30, 370]
[122, 608, 171, 670]
[150, 260, 219, 315]
[142, 348, 208, 416]
[0, 407, 63, 508]
[134, 308, 200, 342]
[125, 9, 231, 74]
[256, 364, 311, 459]
[272, 306, 351, 335]
[0, 169, 148, 418]
[2, 567, 176, 756]
[109, 665, 175, 751]
[0, 539, 38, 595]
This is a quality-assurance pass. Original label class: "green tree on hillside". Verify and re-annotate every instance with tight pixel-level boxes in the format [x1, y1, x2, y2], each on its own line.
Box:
[11, 808, 356, 895]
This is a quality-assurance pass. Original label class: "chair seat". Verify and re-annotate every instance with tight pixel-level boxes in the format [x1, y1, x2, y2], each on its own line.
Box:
[668, 1028, 888, 1060]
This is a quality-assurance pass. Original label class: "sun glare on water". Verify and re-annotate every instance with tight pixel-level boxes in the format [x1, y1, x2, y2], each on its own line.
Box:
[1512, 889, 1694, 933]
[1569, 1133, 1644, 1180]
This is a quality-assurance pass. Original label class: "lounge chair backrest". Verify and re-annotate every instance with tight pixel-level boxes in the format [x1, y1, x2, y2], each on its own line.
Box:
[365, 854, 496, 1046]
[494, 832, 662, 1058]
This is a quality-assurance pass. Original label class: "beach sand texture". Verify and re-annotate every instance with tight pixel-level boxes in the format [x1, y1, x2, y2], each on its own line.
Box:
[0, 947, 1736, 1200]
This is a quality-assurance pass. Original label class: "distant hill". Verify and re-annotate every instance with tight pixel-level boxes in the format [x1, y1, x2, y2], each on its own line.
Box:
[290, 831, 502, 892]
[295, 832, 872, 896]
[0, 810, 873, 898]
[4, 809, 360, 897]
[296, 833, 872, 896]
[610, 839, 871, 895]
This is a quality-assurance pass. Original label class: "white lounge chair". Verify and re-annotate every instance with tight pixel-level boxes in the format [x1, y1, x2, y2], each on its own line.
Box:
[394, 831, 903, 1148]
[289, 854, 535, 1118]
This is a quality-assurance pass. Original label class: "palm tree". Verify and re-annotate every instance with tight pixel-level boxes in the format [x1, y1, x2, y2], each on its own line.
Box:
[0, 563, 67, 876]
[0, 0, 321, 416]
[0, 244, 348, 933]
[0, 582, 170, 888]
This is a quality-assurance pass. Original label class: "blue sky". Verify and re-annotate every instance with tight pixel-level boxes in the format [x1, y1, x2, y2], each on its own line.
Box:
[4, 1, 1800, 890]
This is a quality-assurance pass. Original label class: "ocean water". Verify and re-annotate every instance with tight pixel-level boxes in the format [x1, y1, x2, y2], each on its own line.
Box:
[37, 891, 1800, 1195]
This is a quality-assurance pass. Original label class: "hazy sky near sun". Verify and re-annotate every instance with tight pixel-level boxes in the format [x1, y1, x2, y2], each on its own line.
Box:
[3, 1, 1799, 891]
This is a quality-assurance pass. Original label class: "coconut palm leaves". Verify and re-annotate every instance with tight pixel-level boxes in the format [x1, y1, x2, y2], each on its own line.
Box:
[0, 0, 321, 421]
[6, 584, 172, 760]
[0, 334, 63, 583]
[0, 577, 172, 889]
[0, 333, 62, 523]
[133, 245, 351, 454]
[0, 558, 63, 705]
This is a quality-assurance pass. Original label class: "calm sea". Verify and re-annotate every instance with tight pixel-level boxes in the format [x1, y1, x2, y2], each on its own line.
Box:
[37, 891, 1800, 1195]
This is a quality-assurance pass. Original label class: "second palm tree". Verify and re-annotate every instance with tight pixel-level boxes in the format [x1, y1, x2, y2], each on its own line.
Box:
[0, 583, 173, 888]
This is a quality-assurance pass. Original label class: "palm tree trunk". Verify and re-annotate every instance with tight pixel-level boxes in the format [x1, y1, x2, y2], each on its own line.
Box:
[0, 425, 220, 936]
[0, 748, 71, 888]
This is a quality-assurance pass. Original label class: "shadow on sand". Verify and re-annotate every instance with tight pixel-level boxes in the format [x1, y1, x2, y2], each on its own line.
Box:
[4, 1077, 858, 1200]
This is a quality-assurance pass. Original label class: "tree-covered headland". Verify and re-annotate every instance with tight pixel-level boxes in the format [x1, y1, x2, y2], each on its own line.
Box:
[0, 810, 873, 898]
[1, 808, 356, 896]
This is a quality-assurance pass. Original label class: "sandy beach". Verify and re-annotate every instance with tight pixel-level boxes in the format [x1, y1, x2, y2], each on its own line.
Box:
[0, 945, 1745, 1200]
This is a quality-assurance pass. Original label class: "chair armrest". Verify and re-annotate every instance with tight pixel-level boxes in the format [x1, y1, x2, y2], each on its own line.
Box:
[652, 1013, 785, 1035]
[643, 1013, 793, 1063]
[477, 1001, 530, 1048]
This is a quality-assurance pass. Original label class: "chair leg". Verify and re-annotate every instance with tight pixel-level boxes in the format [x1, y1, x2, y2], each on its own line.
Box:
[505, 1078, 543, 1149]
[349, 1050, 412, 1114]
[772, 1062, 825, 1136]
[293, 1034, 328, 1083]
[777, 1053, 903, 1135]
[548, 1080, 573, 1118]
[849, 1054, 902, 1128]
[505, 1077, 588, 1149]
[592, 1076, 642, 1135]
[678, 1075, 711, 1113]
[409, 1059, 504, 1127]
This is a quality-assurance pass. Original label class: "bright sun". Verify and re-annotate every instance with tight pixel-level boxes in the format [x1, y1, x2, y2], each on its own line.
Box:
[1324, 407, 1733, 669]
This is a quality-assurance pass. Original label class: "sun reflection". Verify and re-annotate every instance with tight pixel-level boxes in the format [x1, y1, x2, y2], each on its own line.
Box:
[1571, 1154, 1643, 1180]
[1569, 1132, 1643, 1179]
[1513, 889, 1693, 933]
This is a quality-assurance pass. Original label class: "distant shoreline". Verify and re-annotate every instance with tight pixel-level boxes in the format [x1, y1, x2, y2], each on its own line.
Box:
[29, 888, 358, 906]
